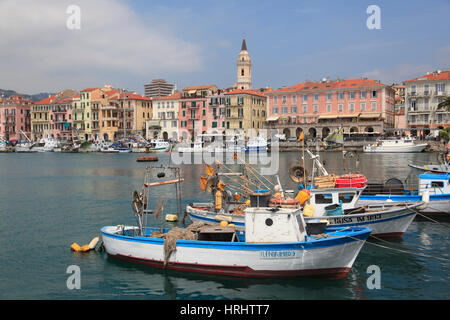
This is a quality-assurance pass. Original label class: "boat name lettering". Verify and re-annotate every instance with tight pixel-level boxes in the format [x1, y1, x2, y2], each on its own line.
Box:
[260, 250, 296, 259]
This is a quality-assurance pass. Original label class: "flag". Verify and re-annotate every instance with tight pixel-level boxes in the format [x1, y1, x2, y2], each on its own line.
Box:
[205, 164, 214, 176]
[297, 131, 304, 142]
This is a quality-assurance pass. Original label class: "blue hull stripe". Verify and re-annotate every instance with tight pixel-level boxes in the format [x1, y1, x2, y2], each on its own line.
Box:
[101, 227, 370, 251]
[360, 195, 450, 201]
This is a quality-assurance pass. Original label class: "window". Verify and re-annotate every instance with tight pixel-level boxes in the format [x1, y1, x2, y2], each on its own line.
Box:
[424, 98, 429, 110]
[315, 194, 333, 204]
[327, 104, 331, 112]
[273, 106, 279, 114]
[203, 120, 206, 126]
[282, 96, 287, 103]
[314, 105, 318, 113]
[282, 106, 288, 114]
[338, 104, 343, 112]
[361, 102, 366, 111]
[424, 84, 429, 95]
[274, 96, 278, 103]
[313, 94, 319, 101]
[436, 83, 445, 93]
[291, 105, 297, 113]
[431, 181, 444, 188]
[339, 193, 356, 204]
[212, 121, 217, 128]
[302, 94, 308, 102]
[349, 92, 355, 99]
[303, 104, 307, 113]
[360, 91, 367, 99]
[326, 93, 332, 100]
[241, 69, 244, 76]
[349, 103, 354, 111]
[371, 102, 376, 111]
[292, 95, 297, 103]
[371, 90, 378, 98]
[338, 92, 344, 100]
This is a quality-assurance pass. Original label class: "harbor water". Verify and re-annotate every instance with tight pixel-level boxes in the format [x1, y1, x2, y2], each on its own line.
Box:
[0, 151, 448, 300]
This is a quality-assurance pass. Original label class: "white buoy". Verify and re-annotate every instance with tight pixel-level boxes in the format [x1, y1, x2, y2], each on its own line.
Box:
[88, 237, 99, 250]
[422, 189, 430, 203]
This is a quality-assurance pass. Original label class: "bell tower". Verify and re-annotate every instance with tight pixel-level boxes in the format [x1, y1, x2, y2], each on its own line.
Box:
[236, 37, 252, 90]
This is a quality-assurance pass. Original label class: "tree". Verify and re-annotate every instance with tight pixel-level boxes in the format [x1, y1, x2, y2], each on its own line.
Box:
[439, 127, 450, 142]
[437, 97, 450, 112]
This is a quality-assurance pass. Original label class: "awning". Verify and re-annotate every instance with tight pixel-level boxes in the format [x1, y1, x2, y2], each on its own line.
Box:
[265, 116, 279, 121]
[359, 112, 381, 119]
[278, 116, 290, 121]
[338, 113, 360, 118]
[319, 114, 338, 119]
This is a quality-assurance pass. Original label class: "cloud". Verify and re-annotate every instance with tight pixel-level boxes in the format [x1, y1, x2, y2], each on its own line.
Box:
[363, 64, 434, 84]
[0, 0, 202, 93]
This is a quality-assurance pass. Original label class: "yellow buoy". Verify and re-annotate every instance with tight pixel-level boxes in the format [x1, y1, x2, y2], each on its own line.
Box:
[165, 214, 178, 222]
[219, 220, 229, 227]
[228, 224, 236, 228]
[80, 245, 90, 252]
[70, 243, 82, 252]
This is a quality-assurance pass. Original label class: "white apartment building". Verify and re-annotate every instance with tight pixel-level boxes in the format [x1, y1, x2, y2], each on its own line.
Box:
[149, 91, 181, 141]
[404, 70, 450, 134]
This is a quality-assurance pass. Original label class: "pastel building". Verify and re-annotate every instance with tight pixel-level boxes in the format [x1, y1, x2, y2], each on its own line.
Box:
[264, 78, 395, 139]
[403, 70, 450, 135]
[179, 85, 218, 140]
[151, 91, 181, 140]
[50, 94, 78, 140]
[0, 95, 33, 141]
[32, 89, 77, 140]
[223, 89, 267, 136]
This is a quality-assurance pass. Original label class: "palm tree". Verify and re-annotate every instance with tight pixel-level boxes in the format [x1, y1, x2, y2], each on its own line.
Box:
[437, 97, 450, 112]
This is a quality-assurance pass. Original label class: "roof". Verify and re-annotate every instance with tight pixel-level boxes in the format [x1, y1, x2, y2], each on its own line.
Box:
[152, 92, 182, 101]
[419, 172, 450, 180]
[183, 85, 217, 91]
[267, 78, 385, 94]
[404, 71, 450, 83]
[35, 94, 58, 105]
[80, 88, 99, 92]
[224, 89, 267, 98]
[111, 92, 151, 101]
[241, 38, 247, 51]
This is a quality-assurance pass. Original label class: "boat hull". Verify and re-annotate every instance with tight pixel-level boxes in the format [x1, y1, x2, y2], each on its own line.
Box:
[101, 226, 370, 278]
[357, 196, 450, 214]
[187, 203, 420, 238]
[408, 163, 450, 174]
[364, 143, 427, 153]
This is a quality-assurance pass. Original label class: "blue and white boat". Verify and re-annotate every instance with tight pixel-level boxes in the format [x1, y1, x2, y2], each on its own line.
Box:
[102, 207, 371, 278]
[358, 172, 450, 214]
[187, 186, 422, 239]
[101, 165, 371, 278]
[245, 136, 268, 152]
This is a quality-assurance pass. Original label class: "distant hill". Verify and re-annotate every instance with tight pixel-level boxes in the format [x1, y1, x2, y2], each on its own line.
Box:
[0, 89, 55, 102]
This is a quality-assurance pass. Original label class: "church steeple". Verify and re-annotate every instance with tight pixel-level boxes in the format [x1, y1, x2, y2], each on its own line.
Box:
[236, 37, 252, 90]
[241, 37, 247, 51]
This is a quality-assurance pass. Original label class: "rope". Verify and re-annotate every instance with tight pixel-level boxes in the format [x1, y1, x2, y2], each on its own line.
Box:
[410, 206, 450, 226]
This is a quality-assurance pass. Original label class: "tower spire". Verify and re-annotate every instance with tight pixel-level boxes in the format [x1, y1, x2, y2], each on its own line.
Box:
[241, 37, 247, 51]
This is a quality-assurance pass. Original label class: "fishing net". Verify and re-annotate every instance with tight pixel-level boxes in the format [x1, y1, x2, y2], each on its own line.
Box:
[150, 221, 213, 266]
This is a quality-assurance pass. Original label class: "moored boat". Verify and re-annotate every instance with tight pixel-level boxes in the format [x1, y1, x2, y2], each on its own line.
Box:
[363, 136, 428, 153]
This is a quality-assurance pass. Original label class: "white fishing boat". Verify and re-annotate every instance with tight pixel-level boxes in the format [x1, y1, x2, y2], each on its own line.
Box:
[101, 166, 371, 278]
[147, 139, 170, 152]
[246, 136, 268, 152]
[177, 140, 210, 153]
[408, 152, 450, 174]
[363, 136, 428, 153]
[358, 173, 450, 214]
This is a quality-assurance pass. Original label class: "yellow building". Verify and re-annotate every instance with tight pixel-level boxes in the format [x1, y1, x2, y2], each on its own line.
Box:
[224, 89, 267, 136]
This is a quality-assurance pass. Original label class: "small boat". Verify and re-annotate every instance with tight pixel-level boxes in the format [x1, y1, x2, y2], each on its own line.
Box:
[101, 166, 371, 278]
[147, 139, 170, 152]
[408, 152, 450, 174]
[0, 136, 8, 152]
[177, 140, 209, 153]
[137, 155, 158, 162]
[358, 173, 450, 214]
[363, 135, 428, 153]
[246, 136, 268, 152]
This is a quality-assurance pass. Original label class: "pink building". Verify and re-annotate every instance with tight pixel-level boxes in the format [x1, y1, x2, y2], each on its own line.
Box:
[264, 78, 395, 139]
[178, 85, 218, 140]
[50, 94, 77, 140]
[0, 95, 33, 141]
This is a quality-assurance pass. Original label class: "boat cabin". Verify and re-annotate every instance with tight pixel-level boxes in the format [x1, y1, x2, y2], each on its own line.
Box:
[244, 207, 306, 243]
[309, 187, 364, 217]
[418, 173, 450, 195]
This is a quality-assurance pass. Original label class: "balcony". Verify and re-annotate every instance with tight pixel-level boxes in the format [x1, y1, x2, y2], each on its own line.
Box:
[101, 105, 117, 110]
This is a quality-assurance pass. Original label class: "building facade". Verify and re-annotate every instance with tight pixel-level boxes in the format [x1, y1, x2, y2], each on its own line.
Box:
[178, 85, 218, 140]
[144, 79, 175, 98]
[224, 89, 266, 136]
[0, 95, 33, 141]
[264, 78, 395, 139]
[151, 91, 181, 140]
[404, 70, 450, 135]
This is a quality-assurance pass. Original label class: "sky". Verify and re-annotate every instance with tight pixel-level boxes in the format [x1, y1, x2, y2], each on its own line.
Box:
[0, 0, 449, 95]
